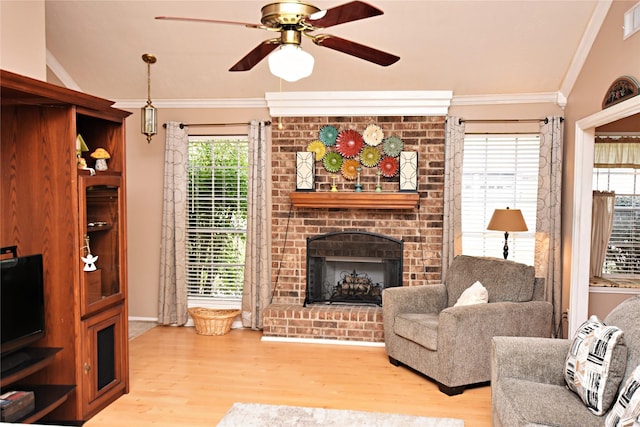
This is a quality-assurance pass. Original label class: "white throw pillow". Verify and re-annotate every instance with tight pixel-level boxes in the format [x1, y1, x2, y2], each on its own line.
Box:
[605, 364, 640, 427]
[564, 315, 627, 415]
[454, 281, 488, 307]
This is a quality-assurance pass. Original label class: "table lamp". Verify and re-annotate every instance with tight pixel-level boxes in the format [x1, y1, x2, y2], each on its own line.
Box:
[487, 207, 528, 259]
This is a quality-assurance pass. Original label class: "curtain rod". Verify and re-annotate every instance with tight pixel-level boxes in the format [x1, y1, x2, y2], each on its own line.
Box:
[458, 118, 560, 125]
[163, 121, 271, 129]
[464, 131, 543, 135]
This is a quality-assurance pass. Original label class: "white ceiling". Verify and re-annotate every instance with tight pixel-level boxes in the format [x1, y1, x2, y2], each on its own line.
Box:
[44, 0, 602, 102]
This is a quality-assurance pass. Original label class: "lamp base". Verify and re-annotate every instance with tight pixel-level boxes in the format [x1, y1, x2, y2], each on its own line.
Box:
[502, 231, 509, 259]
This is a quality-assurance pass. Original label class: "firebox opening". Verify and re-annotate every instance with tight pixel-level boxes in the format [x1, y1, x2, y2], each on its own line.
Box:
[305, 231, 403, 306]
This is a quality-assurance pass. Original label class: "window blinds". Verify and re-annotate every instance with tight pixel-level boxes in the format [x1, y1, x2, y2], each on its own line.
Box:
[461, 135, 540, 264]
[593, 167, 640, 276]
[186, 137, 249, 299]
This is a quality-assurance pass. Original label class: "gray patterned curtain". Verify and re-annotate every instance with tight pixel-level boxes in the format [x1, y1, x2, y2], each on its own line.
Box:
[442, 117, 465, 280]
[158, 122, 189, 325]
[241, 121, 272, 329]
[535, 116, 563, 337]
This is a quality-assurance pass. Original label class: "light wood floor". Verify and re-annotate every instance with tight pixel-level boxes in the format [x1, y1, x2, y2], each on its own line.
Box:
[85, 327, 492, 426]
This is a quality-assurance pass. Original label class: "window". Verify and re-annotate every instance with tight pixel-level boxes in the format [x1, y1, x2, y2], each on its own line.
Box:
[461, 135, 540, 264]
[593, 167, 640, 276]
[187, 136, 249, 302]
[623, 2, 640, 40]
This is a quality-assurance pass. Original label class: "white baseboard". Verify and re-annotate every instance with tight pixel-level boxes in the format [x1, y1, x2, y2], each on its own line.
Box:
[261, 336, 385, 347]
[128, 316, 158, 322]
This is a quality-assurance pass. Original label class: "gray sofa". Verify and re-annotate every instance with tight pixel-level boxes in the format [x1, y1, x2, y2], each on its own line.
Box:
[382, 255, 553, 395]
[492, 295, 640, 426]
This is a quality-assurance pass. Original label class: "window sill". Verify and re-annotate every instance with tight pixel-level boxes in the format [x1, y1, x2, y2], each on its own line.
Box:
[589, 286, 640, 295]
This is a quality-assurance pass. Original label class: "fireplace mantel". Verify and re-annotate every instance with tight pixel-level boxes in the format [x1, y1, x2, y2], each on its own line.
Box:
[289, 192, 419, 209]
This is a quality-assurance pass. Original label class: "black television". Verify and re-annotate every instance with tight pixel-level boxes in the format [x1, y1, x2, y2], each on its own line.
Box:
[1, 249, 46, 363]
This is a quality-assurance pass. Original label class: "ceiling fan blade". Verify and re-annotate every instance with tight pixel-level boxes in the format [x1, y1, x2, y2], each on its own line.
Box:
[313, 35, 399, 66]
[155, 16, 265, 30]
[304, 1, 383, 28]
[229, 39, 280, 71]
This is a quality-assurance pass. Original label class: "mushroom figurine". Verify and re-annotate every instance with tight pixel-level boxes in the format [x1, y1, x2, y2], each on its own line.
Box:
[91, 148, 111, 171]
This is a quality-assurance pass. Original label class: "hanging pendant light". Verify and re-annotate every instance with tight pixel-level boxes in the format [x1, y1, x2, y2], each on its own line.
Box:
[141, 53, 157, 143]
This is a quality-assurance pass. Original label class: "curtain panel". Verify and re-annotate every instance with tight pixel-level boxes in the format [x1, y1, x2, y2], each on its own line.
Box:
[442, 117, 465, 279]
[534, 116, 563, 337]
[594, 138, 640, 168]
[590, 191, 616, 277]
[241, 121, 273, 329]
[158, 122, 189, 326]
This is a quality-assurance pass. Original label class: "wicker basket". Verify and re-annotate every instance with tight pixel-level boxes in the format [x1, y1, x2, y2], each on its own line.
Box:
[188, 307, 241, 336]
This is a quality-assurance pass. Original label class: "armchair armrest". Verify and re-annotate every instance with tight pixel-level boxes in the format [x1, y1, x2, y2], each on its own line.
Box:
[492, 336, 570, 386]
[435, 301, 553, 380]
[382, 284, 447, 318]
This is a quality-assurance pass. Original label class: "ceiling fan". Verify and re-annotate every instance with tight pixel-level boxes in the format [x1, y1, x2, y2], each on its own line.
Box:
[156, 1, 399, 81]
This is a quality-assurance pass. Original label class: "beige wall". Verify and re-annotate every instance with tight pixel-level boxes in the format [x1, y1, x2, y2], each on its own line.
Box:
[124, 107, 270, 319]
[589, 292, 637, 319]
[563, 0, 640, 320]
[0, 0, 46, 80]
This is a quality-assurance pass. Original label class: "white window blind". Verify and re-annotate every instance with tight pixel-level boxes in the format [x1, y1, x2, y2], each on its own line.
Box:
[187, 136, 249, 300]
[593, 168, 640, 276]
[461, 135, 540, 264]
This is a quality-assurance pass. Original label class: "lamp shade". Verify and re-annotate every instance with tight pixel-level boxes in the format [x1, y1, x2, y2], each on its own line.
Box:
[268, 44, 314, 82]
[487, 208, 528, 232]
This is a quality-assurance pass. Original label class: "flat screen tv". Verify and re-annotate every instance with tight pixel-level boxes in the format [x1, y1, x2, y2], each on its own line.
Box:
[1, 251, 46, 358]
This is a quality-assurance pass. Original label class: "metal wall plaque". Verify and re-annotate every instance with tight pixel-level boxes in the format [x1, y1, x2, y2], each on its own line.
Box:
[399, 151, 418, 192]
[296, 151, 315, 191]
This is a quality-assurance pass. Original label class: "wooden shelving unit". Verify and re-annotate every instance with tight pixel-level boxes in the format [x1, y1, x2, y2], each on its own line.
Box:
[1, 69, 130, 424]
[289, 192, 420, 209]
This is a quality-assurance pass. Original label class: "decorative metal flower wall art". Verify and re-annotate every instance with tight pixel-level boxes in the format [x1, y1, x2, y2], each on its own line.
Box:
[302, 123, 416, 191]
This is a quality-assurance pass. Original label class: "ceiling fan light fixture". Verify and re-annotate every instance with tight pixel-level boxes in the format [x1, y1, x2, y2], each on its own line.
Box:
[268, 44, 314, 82]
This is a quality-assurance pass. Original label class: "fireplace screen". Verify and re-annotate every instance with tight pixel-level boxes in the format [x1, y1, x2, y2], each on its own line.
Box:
[305, 231, 403, 306]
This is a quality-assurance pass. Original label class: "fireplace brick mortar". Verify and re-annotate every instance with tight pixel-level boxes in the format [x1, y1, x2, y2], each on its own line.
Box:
[264, 116, 445, 342]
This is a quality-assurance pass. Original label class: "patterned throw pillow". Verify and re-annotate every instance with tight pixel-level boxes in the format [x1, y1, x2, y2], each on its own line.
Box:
[564, 315, 627, 415]
[606, 365, 640, 427]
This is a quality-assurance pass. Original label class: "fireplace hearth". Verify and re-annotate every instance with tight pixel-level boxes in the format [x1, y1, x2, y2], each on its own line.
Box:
[305, 231, 403, 306]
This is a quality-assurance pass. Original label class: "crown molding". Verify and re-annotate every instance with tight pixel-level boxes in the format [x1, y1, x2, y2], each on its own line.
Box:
[114, 90, 569, 112]
[451, 92, 566, 108]
[113, 98, 267, 109]
[265, 90, 453, 116]
[559, 0, 612, 99]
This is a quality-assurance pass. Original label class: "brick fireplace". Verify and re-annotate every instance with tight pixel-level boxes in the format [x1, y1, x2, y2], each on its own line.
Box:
[263, 115, 445, 343]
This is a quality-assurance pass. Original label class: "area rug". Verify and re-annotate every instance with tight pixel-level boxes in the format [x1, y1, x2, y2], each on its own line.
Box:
[217, 403, 464, 426]
[128, 321, 156, 340]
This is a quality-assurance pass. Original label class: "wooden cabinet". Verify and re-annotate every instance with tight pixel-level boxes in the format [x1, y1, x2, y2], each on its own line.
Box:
[81, 305, 126, 418]
[0, 70, 131, 424]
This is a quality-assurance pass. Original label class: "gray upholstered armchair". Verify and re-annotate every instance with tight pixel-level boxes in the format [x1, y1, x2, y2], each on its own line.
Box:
[382, 255, 553, 395]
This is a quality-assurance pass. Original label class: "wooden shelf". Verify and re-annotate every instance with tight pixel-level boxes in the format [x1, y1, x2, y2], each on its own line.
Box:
[1, 347, 62, 387]
[289, 192, 419, 209]
[0, 347, 75, 424]
[13, 384, 76, 424]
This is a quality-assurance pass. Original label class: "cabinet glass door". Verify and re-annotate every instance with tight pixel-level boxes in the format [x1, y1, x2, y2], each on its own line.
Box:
[79, 175, 125, 316]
